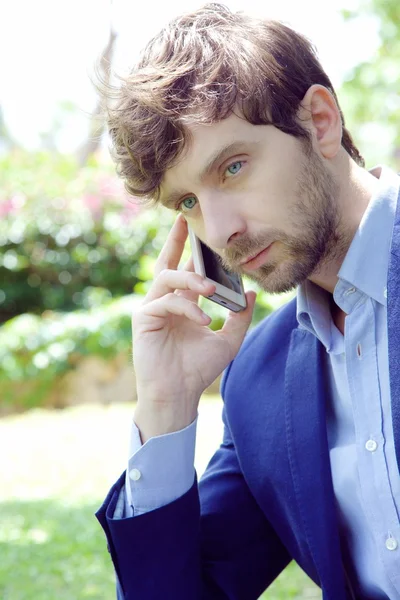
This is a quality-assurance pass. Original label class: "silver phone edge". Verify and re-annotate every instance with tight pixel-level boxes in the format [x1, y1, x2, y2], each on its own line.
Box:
[207, 291, 247, 313]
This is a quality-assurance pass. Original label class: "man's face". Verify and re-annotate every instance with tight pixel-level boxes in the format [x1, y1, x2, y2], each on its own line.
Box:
[160, 111, 342, 294]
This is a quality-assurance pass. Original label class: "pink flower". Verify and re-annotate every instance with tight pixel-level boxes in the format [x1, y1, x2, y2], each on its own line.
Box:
[0, 198, 17, 217]
[83, 194, 103, 219]
[120, 201, 141, 223]
[98, 176, 123, 198]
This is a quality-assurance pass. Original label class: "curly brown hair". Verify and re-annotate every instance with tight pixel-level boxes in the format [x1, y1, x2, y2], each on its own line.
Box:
[103, 3, 364, 204]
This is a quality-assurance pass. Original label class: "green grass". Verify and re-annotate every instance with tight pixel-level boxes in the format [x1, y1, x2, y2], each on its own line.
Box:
[0, 399, 320, 599]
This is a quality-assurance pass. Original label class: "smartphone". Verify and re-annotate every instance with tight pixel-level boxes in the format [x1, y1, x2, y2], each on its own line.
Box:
[188, 226, 247, 312]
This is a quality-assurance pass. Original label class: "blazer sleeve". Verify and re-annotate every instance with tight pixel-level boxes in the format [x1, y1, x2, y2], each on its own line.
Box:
[96, 408, 291, 600]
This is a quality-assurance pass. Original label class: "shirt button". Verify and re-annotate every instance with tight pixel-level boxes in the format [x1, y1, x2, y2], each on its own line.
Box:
[385, 537, 398, 551]
[346, 287, 356, 295]
[365, 439, 378, 452]
[129, 468, 142, 481]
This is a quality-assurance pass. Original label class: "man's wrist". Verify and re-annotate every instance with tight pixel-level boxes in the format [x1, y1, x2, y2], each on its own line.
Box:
[133, 401, 198, 444]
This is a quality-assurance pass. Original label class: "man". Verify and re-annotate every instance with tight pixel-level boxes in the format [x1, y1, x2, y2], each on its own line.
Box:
[96, 4, 400, 599]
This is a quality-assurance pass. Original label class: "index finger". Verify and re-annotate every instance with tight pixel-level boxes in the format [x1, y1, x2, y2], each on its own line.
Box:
[154, 214, 188, 277]
[179, 256, 195, 273]
[176, 256, 199, 303]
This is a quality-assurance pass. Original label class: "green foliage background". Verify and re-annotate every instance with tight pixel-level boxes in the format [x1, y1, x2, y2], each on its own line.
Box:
[0, 151, 168, 321]
[339, 0, 400, 170]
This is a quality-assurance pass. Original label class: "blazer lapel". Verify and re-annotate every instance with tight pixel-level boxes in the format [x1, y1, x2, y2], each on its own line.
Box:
[387, 184, 400, 475]
[285, 328, 347, 600]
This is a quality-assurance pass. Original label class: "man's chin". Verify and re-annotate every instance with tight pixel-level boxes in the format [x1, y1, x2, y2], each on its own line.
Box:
[259, 279, 298, 295]
[252, 262, 309, 295]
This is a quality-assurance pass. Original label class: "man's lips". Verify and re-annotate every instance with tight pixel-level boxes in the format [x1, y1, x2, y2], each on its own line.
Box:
[240, 244, 273, 271]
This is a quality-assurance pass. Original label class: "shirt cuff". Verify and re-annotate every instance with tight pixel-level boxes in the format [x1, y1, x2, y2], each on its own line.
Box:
[124, 416, 198, 516]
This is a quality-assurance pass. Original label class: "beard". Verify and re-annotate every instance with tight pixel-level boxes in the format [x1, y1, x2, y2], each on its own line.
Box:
[220, 142, 350, 294]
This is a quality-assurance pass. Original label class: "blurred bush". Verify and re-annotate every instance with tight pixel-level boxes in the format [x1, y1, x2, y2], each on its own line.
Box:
[0, 293, 137, 412]
[0, 150, 174, 323]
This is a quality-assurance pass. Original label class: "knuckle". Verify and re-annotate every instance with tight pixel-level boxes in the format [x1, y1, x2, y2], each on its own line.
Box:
[164, 292, 177, 303]
[157, 268, 171, 280]
[132, 304, 145, 319]
[158, 257, 175, 271]
[190, 272, 202, 285]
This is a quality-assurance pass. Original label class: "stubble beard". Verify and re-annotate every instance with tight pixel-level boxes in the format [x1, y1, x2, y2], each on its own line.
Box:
[222, 146, 350, 294]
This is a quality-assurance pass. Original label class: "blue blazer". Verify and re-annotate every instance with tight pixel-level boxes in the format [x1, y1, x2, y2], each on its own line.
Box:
[96, 187, 400, 600]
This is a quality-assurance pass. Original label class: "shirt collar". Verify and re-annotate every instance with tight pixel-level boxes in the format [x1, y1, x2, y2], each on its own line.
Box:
[337, 165, 399, 307]
[296, 166, 399, 348]
[297, 279, 334, 350]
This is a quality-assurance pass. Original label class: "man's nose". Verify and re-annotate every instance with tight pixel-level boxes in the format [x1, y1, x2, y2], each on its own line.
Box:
[201, 194, 246, 250]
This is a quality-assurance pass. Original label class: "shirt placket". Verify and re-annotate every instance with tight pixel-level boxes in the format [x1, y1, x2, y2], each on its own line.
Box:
[345, 297, 400, 597]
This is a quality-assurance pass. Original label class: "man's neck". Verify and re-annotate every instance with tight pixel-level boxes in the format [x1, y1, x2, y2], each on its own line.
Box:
[309, 159, 381, 296]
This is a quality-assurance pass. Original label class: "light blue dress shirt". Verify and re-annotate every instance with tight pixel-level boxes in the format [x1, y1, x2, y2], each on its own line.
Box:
[297, 166, 400, 599]
[116, 166, 400, 599]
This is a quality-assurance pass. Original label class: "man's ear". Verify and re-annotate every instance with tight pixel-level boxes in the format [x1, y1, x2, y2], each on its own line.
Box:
[298, 84, 342, 159]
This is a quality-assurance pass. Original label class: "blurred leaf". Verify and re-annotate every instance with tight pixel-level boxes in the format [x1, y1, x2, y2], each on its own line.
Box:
[0, 151, 174, 322]
[0, 294, 141, 410]
[340, 0, 400, 169]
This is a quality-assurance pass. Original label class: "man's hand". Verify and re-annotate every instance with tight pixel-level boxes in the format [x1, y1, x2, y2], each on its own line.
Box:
[132, 215, 256, 442]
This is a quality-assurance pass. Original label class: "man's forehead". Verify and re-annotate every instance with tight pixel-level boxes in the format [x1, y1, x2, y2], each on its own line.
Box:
[184, 111, 251, 147]
[166, 112, 252, 172]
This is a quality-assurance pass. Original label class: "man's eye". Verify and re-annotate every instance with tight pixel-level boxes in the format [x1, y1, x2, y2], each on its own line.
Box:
[180, 196, 197, 211]
[225, 161, 243, 176]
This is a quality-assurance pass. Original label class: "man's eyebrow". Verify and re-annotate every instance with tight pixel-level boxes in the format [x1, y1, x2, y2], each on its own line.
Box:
[160, 189, 188, 210]
[160, 140, 256, 209]
[198, 140, 250, 183]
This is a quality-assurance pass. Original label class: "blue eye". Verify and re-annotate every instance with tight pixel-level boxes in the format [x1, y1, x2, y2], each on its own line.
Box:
[226, 161, 242, 176]
[181, 196, 197, 211]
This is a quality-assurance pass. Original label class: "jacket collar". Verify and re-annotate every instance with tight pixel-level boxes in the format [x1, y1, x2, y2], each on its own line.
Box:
[285, 329, 347, 600]
[387, 179, 400, 475]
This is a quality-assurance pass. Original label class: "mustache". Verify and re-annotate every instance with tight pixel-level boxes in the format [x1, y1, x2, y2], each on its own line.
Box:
[220, 232, 278, 270]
